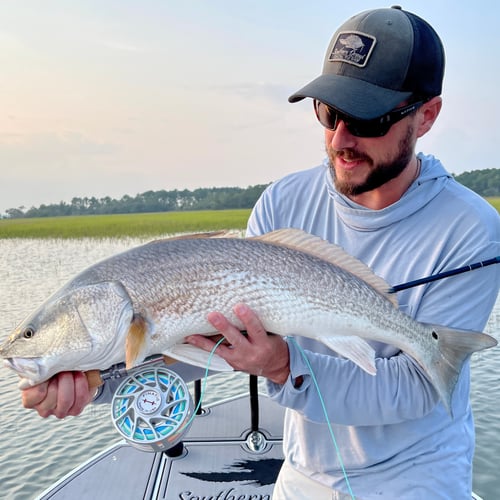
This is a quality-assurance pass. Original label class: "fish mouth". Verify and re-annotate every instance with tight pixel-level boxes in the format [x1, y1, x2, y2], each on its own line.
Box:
[3, 357, 46, 385]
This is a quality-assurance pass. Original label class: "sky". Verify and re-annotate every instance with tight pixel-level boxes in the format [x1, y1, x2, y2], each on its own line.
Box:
[0, 1, 498, 215]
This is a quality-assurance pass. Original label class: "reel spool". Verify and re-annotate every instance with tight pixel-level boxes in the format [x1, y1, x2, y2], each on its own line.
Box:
[111, 364, 193, 453]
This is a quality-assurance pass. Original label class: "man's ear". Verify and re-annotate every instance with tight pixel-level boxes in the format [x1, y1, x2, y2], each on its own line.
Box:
[416, 96, 442, 138]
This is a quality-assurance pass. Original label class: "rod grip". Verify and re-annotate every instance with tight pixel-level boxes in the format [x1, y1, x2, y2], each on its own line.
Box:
[85, 370, 104, 389]
[21, 356, 177, 409]
[85, 355, 176, 390]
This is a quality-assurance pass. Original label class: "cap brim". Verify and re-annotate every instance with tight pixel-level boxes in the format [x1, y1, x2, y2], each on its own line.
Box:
[288, 74, 412, 120]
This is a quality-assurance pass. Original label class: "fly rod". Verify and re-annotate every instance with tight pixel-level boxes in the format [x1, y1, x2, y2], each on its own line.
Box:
[388, 256, 500, 293]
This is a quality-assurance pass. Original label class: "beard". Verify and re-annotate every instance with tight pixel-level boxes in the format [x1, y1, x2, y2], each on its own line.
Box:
[327, 124, 415, 197]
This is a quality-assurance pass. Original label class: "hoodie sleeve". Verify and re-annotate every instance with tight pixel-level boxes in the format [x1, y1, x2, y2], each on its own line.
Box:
[266, 340, 442, 425]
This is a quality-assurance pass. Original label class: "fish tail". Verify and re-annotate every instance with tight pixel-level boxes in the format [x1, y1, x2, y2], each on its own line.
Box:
[427, 324, 497, 415]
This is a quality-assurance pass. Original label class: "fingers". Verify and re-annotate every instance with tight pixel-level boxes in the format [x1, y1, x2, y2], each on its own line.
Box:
[206, 311, 245, 348]
[60, 371, 93, 417]
[186, 303, 290, 384]
[232, 303, 269, 341]
[21, 381, 50, 409]
[207, 303, 266, 344]
[188, 304, 261, 358]
[21, 371, 93, 419]
[185, 303, 257, 352]
[22, 375, 60, 418]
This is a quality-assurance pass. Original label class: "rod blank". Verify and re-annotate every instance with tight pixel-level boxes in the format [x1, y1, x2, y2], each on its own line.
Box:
[388, 256, 500, 293]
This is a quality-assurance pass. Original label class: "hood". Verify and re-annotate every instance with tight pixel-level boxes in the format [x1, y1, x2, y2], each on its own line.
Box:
[325, 153, 452, 231]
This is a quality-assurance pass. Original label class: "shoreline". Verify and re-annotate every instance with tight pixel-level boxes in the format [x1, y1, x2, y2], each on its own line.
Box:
[1, 197, 499, 239]
[0, 209, 251, 239]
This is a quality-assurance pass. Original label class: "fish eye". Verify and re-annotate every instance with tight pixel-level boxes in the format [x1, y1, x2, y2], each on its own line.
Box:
[432, 331, 438, 340]
[23, 327, 36, 339]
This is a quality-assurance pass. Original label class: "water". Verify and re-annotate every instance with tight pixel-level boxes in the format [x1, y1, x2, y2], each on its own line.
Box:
[0, 238, 498, 500]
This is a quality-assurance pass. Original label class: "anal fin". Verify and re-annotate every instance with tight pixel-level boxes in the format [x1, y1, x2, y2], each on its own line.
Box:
[163, 344, 233, 372]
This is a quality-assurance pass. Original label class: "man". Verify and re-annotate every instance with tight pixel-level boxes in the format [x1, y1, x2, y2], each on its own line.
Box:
[23, 6, 500, 499]
[186, 6, 500, 499]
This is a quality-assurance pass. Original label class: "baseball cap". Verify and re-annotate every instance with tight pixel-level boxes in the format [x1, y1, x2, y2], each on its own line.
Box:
[288, 6, 445, 120]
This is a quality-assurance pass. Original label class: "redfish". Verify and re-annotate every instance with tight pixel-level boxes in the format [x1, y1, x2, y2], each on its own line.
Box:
[1, 229, 496, 413]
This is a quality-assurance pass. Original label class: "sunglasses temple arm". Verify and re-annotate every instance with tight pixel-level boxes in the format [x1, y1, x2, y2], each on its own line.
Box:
[388, 256, 500, 293]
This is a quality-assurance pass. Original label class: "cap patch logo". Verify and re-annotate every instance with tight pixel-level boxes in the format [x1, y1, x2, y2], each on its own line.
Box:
[328, 31, 376, 68]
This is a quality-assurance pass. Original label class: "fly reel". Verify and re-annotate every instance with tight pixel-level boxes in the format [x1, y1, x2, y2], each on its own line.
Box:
[110, 363, 193, 453]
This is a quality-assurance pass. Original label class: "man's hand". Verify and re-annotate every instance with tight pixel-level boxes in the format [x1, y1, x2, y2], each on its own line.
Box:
[22, 371, 94, 419]
[186, 303, 291, 385]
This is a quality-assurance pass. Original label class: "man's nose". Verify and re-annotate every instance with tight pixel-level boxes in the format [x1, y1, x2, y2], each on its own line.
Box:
[327, 119, 357, 151]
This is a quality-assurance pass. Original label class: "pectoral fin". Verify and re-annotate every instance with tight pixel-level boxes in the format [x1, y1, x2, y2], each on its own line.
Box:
[163, 344, 234, 372]
[125, 314, 150, 369]
[318, 335, 377, 375]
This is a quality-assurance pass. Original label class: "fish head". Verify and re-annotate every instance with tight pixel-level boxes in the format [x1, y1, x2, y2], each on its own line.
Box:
[0, 281, 134, 387]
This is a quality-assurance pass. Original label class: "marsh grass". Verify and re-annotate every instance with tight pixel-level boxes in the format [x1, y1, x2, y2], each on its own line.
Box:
[487, 197, 500, 212]
[1, 200, 499, 239]
[0, 209, 252, 239]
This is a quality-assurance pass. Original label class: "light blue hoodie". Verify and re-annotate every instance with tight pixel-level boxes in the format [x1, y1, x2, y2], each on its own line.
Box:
[247, 153, 500, 499]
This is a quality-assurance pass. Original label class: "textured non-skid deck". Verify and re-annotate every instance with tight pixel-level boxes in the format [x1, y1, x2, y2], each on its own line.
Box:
[37, 393, 285, 500]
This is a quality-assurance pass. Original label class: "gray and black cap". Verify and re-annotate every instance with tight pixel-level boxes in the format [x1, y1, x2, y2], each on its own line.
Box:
[288, 6, 445, 120]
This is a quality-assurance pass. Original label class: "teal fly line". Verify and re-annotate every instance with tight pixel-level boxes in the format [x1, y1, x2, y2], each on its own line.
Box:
[186, 336, 355, 499]
[289, 337, 356, 500]
[184, 337, 226, 429]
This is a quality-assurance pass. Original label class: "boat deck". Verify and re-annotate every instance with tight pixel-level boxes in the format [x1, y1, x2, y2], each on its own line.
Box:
[35, 390, 485, 500]
[36, 393, 285, 500]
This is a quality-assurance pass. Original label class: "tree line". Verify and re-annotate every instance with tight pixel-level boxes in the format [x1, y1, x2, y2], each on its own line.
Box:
[4, 185, 270, 219]
[3, 168, 499, 219]
[453, 168, 499, 198]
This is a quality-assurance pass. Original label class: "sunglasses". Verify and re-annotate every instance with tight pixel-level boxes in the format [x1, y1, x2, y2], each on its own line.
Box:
[313, 99, 425, 138]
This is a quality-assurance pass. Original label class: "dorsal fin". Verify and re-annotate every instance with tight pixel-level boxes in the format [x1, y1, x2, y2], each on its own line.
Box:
[147, 230, 240, 245]
[252, 229, 398, 307]
[167, 231, 232, 240]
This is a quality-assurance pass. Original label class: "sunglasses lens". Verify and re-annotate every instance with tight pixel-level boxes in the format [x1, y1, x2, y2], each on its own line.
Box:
[314, 100, 393, 138]
[348, 122, 390, 138]
[315, 101, 337, 130]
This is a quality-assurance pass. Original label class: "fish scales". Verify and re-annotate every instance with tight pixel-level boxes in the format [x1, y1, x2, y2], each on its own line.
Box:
[71, 237, 364, 334]
[133, 238, 382, 340]
[0, 229, 497, 414]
